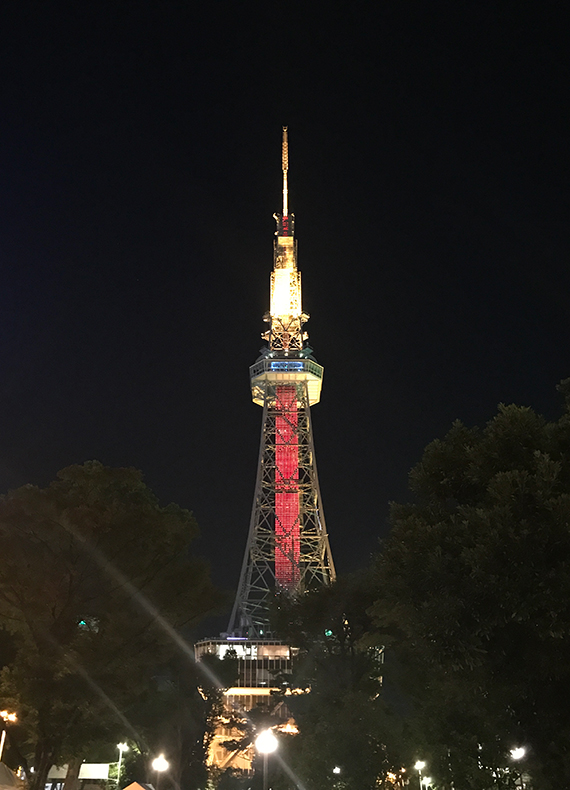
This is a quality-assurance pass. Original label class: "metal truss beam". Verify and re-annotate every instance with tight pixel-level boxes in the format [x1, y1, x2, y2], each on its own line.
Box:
[228, 380, 335, 638]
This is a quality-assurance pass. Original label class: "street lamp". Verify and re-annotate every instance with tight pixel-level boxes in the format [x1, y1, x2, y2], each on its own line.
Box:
[422, 777, 432, 788]
[414, 761, 426, 790]
[510, 747, 527, 789]
[117, 743, 129, 788]
[255, 729, 278, 790]
[333, 766, 341, 775]
[0, 711, 17, 762]
[151, 754, 169, 790]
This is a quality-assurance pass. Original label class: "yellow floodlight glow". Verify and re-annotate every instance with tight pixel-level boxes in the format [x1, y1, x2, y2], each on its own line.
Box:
[277, 721, 298, 734]
[271, 270, 294, 316]
[270, 270, 301, 317]
[0, 711, 17, 722]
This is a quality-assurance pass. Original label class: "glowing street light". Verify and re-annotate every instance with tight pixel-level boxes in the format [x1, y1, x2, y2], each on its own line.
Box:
[255, 729, 278, 754]
[151, 754, 169, 790]
[509, 747, 528, 789]
[422, 777, 432, 788]
[414, 760, 426, 790]
[0, 711, 17, 762]
[255, 729, 278, 790]
[333, 766, 341, 775]
[117, 743, 129, 788]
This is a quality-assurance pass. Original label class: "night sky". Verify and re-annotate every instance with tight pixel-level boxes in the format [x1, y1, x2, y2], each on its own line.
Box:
[0, 3, 568, 612]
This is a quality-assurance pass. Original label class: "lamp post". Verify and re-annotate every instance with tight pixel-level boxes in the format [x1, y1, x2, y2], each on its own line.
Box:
[510, 747, 527, 789]
[117, 743, 129, 788]
[414, 761, 426, 790]
[151, 754, 169, 790]
[0, 711, 17, 762]
[255, 729, 278, 790]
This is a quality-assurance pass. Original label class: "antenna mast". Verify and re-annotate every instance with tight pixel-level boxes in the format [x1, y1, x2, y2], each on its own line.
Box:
[282, 126, 288, 218]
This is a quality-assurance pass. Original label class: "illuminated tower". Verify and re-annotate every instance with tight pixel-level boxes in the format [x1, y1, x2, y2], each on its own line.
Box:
[227, 128, 336, 638]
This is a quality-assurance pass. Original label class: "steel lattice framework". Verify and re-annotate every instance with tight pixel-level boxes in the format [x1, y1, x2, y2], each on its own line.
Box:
[227, 128, 335, 638]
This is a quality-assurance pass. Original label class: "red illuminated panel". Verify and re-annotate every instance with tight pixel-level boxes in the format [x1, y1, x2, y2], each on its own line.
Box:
[275, 384, 300, 589]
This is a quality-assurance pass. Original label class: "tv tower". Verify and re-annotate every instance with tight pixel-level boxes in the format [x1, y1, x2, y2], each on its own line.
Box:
[227, 127, 336, 638]
[195, 130, 336, 769]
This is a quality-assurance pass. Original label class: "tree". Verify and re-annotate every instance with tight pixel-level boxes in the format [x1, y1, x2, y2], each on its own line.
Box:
[0, 461, 222, 790]
[121, 651, 239, 790]
[272, 574, 410, 790]
[370, 387, 570, 789]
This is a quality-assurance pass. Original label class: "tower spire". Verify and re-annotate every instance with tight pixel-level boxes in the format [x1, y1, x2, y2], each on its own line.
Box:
[282, 126, 288, 218]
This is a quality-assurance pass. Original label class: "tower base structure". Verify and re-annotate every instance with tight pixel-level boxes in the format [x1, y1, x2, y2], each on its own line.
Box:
[194, 638, 298, 772]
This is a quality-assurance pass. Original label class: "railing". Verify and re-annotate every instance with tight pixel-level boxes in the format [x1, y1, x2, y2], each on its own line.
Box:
[250, 358, 323, 379]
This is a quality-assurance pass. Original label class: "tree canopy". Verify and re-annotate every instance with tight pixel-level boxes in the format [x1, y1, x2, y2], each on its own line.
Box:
[370, 387, 570, 789]
[0, 461, 222, 790]
[272, 575, 409, 790]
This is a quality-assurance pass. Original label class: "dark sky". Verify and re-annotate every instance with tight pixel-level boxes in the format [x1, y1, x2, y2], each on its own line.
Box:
[0, 3, 568, 611]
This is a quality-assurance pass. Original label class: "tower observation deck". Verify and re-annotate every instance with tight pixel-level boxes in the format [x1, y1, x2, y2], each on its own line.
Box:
[227, 127, 336, 638]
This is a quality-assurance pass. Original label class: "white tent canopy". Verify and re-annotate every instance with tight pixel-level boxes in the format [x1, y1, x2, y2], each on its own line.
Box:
[48, 765, 110, 781]
[0, 763, 20, 790]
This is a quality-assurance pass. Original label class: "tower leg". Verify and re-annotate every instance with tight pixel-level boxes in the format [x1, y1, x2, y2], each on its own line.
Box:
[228, 381, 335, 637]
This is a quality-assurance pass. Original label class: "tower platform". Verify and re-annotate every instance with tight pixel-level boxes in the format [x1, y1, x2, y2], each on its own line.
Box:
[250, 358, 323, 406]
